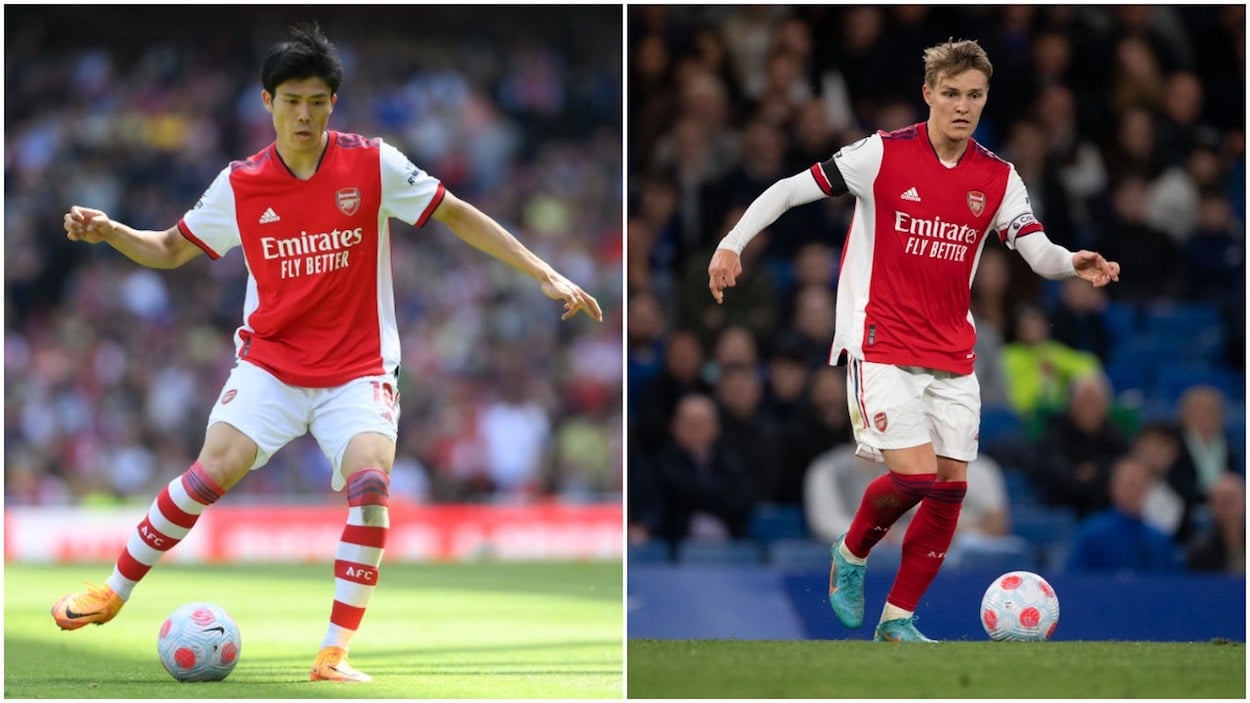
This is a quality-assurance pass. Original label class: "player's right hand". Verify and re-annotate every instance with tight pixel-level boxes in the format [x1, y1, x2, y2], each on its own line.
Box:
[64, 205, 115, 244]
[707, 247, 742, 304]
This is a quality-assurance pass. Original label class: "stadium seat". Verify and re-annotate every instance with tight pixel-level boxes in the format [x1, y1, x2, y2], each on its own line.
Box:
[678, 540, 762, 566]
[1105, 340, 1166, 395]
[980, 407, 1024, 444]
[1102, 300, 1142, 340]
[946, 537, 1034, 572]
[747, 504, 809, 545]
[767, 538, 833, 572]
[1152, 365, 1245, 409]
[1001, 467, 1041, 508]
[1010, 506, 1077, 571]
[628, 540, 672, 565]
[1143, 303, 1227, 365]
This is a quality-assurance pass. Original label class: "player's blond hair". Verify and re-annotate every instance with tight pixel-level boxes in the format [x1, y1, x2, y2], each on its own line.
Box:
[923, 39, 993, 87]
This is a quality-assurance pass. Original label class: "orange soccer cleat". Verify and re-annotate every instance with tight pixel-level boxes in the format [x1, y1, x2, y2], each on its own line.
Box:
[51, 582, 125, 631]
[309, 646, 373, 683]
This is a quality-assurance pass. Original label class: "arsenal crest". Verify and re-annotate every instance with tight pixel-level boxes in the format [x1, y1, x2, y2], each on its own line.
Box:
[336, 187, 361, 216]
[967, 191, 986, 217]
[873, 411, 888, 432]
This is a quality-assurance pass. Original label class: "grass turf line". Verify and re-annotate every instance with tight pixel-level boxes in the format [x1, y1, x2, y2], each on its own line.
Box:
[7, 562, 622, 699]
[627, 638, 1245, 699]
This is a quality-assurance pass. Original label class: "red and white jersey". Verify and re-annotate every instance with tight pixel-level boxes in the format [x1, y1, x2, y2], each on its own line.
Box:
[813, 122, 1044, 375]
[178, 131, 445, 387]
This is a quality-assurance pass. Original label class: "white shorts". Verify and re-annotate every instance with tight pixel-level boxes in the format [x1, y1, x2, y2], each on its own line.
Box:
[845, 357, 980, 463]
[206, 361, 401, 491]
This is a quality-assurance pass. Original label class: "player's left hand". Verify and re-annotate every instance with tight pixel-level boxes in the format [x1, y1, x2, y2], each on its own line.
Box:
[540, 273, 603, 322]
[1072, 250, 1120, 288]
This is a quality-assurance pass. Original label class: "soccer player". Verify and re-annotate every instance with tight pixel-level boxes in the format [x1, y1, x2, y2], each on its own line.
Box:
[51, 24, 602, 681]
[707, 39, 1119, 642]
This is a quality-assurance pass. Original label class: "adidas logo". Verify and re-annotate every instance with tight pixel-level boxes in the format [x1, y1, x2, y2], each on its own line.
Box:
[901, 187, 921, 202]
[259, 207, 281, 224]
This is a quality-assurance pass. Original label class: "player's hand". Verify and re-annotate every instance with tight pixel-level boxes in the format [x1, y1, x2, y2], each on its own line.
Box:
[64, 205, 115, 244]
[708, 248, 742, 304]
[1072, 250, 1120, 288]
[540, 273, 603, 322]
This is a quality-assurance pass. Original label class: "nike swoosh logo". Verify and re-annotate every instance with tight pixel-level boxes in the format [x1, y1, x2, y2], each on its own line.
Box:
[63, 606, 100, 619]
[204, 626, 225, 635]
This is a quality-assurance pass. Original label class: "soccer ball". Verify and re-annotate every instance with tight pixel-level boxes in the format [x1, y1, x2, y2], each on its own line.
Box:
[157, 602, 242, 682]
[980, 570, 1059, 642]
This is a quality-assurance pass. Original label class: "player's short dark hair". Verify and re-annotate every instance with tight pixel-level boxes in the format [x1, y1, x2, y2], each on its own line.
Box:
[261, 23, 343, 95]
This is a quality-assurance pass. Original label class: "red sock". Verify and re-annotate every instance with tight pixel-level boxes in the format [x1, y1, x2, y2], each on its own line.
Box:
[322, 468, 390, 650]
[843, 471, 935, 558]
[886, 480, 966, 611]
[107, 462, 225, 600]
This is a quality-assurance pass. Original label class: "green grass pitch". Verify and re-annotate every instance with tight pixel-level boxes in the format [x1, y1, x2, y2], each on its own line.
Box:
[6, 561, 622, 698]
[627, 639, 1246, 698]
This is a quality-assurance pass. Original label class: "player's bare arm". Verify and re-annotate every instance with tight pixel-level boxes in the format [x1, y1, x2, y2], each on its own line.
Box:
[63, 205, 203, 269]
[431, 192, 603, 322]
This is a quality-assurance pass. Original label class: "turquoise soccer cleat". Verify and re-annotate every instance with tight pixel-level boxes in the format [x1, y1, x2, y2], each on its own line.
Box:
[874, 616, 938, 643]
[827, 534, 865, 629]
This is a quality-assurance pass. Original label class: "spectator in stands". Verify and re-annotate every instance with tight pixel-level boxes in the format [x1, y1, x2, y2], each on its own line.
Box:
[1182, 191, 1244, 305]
[1050, 276, 1112, 362]
[713, 364, 779, 503]
[1031, 374, 1129, 519]
[1129, 421, 1188, 541]
[1186, 472, 1246, 574]
[708, 325, 761, 380]
[777, 284, 838, 369]
[969, 246, 1014, 411]
[1096, 176, 1185, 302]
[626, 289, 668, 422]
[1167, 385, 1239, 521]
[775, 364, 853, 506]
[635, 330, 711, 451]
[1067, 457, 1180, 573]
[1002, 302, 1103, 424]
[680, 210, 779, 350]
[652, 393, 755, 545]
[1034, 83, 1107, 245]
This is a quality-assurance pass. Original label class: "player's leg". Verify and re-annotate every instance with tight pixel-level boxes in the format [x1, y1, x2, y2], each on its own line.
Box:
[308, 376, 400, 683]
[875, 372, 977, 642]
[51, 423, 255, 630]
[52, 361, 304, 631]
[830, 360, 935, 628]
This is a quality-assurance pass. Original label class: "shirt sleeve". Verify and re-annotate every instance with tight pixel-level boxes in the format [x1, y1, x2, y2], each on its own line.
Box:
[823, 133, 883, 200]
[994, 166, 1046, 250]
[177, 166, 239, 259]
[379, 141, 445, 228]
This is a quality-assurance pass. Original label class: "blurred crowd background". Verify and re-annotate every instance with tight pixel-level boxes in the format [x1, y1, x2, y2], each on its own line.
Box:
[5, 6, 623, 507]
[627, 5, 1246, 575]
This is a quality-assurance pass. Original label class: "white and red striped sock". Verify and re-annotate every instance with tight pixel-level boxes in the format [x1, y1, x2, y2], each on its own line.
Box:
[321, 467, 390, 650]
[106, 462, 225, 601]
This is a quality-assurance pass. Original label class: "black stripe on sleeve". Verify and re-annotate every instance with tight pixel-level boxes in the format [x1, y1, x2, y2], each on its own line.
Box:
[818, 157, 849, 197]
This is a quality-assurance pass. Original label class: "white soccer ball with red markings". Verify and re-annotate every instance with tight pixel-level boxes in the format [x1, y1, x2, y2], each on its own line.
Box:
[157, 602, 242, 681]
[980, 570, 1059, 642]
